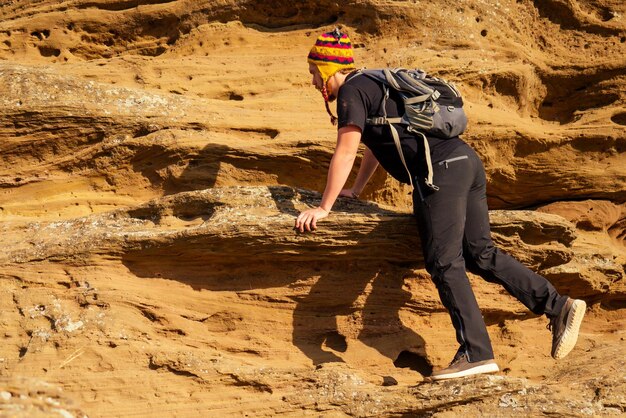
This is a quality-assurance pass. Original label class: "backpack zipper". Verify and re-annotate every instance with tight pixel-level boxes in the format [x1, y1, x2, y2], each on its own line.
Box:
[438, 155, 468, 168]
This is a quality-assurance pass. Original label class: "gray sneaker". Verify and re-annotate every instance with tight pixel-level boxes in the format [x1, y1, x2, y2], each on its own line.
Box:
[548, 297, 586, 359]
[429, 351, 499, 381]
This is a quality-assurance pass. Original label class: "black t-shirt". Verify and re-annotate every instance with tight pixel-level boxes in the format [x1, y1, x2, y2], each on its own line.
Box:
[337, 71, 465, 184]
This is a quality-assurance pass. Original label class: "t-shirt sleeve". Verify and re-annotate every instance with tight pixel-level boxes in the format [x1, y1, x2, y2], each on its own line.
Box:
[337, 83, 369, 132]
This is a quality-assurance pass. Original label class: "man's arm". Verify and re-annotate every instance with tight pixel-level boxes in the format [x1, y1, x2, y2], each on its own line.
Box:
[342, 146, 379, 198]
[294, 125, 361, 232]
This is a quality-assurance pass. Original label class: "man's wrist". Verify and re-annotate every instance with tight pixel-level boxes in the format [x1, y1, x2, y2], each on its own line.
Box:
[319, 206, 330, 213]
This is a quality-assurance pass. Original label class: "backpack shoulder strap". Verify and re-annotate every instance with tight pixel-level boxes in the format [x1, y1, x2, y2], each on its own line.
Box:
[357, 69, 440, 191]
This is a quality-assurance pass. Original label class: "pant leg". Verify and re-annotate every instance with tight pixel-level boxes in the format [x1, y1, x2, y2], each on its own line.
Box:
[413, 144, 494, 362]
[461, 147, 568, 317]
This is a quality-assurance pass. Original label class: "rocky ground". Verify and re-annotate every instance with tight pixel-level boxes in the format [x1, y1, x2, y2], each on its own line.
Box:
[0, 1, 624, 417]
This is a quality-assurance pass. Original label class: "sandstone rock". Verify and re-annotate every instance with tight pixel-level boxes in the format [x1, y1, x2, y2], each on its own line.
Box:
[0, 0, 624, 416]
[0, 377, 88, 418]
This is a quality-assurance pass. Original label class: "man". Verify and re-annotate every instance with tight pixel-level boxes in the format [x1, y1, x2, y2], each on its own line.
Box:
[294, 28, 586, 381]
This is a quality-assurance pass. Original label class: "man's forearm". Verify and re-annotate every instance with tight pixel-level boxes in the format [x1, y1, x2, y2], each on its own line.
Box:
[320, 151, 356, 211]
[352, 147, 379, 195]
[319, 126, 362, 212]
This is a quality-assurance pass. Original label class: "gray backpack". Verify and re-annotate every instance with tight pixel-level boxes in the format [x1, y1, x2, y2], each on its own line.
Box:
[359, 68, 467, 191]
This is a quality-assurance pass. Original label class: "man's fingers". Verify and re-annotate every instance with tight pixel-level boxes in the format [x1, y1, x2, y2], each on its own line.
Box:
[295, 214, 310, 233]
[295, 209, 326, 233]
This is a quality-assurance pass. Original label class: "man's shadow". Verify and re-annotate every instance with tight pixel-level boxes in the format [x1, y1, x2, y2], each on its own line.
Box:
[272, 188, 433, 376]
[125, 136, 433, 377]
[290, 259, 432, 375]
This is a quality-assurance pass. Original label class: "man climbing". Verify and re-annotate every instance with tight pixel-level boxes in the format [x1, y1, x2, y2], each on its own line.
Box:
[294, 28, 587, 381]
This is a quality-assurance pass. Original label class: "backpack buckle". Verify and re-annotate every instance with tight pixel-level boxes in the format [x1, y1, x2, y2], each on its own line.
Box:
[367, 117, 387, 125]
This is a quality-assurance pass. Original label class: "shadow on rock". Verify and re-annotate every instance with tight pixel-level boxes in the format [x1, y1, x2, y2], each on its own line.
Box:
[120, 185, 432, 376]
[290, 256, 432, 376]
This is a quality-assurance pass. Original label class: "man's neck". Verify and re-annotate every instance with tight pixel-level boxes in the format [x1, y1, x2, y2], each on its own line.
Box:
[334, 72, 349, 87]
[327, 72, 349, 98]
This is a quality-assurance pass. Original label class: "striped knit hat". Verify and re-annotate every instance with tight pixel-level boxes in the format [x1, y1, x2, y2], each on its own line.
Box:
[307, 28, 355, 84]
[307, 28, 355, 124]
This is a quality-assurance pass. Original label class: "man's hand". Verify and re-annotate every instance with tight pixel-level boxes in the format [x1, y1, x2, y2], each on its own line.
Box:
[294, 207, 329, 233]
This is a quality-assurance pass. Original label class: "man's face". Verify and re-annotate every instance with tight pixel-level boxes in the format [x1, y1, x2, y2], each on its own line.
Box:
[309, 63, 324, 92]
[309, 63, 338, 102]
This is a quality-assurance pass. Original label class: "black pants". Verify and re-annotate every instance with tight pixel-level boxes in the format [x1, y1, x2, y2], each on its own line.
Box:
[412, 143, 568, 362]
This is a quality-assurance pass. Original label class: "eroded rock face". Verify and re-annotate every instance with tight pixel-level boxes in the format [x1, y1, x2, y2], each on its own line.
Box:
[1, 186, 625, 416]
[0, 0, 625, 416]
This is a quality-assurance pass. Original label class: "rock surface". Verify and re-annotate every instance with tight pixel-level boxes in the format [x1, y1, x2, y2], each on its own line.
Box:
[0, 1, 624, 417]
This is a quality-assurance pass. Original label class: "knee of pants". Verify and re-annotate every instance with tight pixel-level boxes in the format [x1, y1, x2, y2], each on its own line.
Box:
[427, 255, 466, 284]
[466, 244, 497, 271]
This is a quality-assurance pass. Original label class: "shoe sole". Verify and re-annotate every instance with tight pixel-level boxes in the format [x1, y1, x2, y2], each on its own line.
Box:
[430, 362, 499, 381]
[553, 299, 586, 360]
